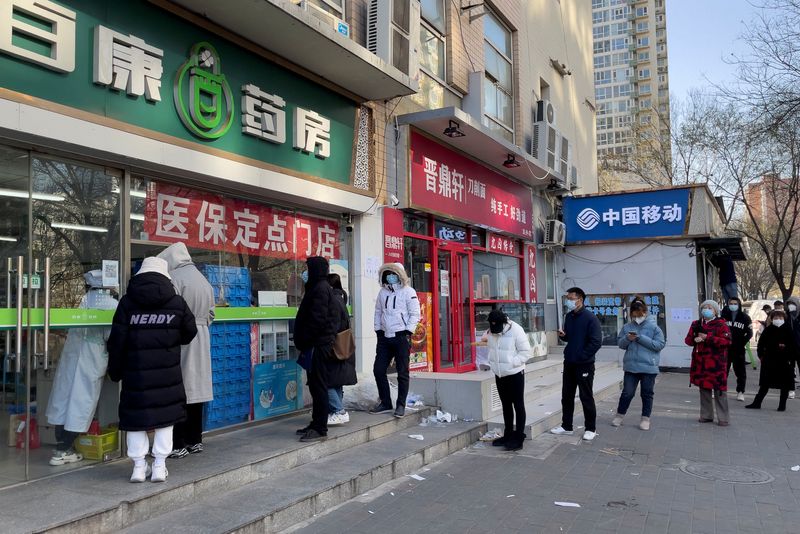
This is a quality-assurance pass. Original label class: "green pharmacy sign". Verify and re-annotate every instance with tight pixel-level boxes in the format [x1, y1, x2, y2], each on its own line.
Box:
[174, 42, 234, 140]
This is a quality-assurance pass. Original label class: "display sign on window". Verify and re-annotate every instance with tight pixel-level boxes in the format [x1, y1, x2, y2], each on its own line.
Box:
[383, 208, 405, 263]
[527, 244, 538, 303]
[410, 132, 533, 239]
[143, 183, 340, 259]
[409, 292, 433, 371]
[488, 234, 518, 255]
[435, 221, 469, 243]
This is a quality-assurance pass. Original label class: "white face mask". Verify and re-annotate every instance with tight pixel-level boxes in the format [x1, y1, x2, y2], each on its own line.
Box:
[789, 304, 798, 313]
[634, 316, 646, 324]
[773, 319, 785, 328]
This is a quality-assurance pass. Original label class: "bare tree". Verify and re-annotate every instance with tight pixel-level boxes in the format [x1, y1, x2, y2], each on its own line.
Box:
[735, 223, 777, 299]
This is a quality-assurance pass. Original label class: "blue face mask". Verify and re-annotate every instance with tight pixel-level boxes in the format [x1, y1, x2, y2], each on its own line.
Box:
[729, 305, 739, 312]
[702, 308, 715, 320]
[301, 270, 309, 283]
[386, 274, 400, 285]
[565, 299, 577, 311]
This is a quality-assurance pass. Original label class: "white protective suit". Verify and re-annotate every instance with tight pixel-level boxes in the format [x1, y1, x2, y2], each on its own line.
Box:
[46, 270, 118, 433]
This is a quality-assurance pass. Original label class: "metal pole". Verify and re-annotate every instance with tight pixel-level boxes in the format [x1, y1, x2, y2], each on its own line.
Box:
[43, 258, 50, 371]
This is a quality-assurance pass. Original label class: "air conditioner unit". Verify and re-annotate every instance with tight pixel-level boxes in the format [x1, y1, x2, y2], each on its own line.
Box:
[536, 99, 556, 125]
[544, 219, 566, 246]
[532, 121, 558, 170]
[295, 1, 351, 38]
[558, 136, 570, 178]
[367, 0, 420, 77]
[569, 165, 578, 190]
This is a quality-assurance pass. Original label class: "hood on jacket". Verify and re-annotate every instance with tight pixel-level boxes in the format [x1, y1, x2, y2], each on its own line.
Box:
[378, 263, 409, 288]
[126, 271, 177, 308]
[787, 296, 800, 313]
[306, 256, 330, 284]
[84, 269, 104, 289]
[157, 242, 194, 271]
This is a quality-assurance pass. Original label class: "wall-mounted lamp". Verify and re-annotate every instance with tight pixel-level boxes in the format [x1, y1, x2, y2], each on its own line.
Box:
[443, 119, 465, 138]
[503, 154, 521, 168]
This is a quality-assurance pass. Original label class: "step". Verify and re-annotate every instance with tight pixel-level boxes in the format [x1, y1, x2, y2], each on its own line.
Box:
[521, 360, 618, 405]
[2, 408, 438, 534]
[487, 365, 623, 438]
[120, 421, 484, 534]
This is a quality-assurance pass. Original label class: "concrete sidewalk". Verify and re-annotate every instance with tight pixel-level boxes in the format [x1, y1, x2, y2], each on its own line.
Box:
[291, 372, 800, 534]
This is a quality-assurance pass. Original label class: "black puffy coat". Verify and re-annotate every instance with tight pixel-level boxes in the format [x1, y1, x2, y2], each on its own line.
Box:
[326, 288, 357, 388]
[293, 258, 339, 352]
[756, 324, 797, 390]
[721, 307, 752, 356]
[107, 273, 198, 431]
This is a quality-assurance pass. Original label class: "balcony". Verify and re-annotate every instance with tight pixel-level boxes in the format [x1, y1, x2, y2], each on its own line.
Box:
[163, 0, 418, 101]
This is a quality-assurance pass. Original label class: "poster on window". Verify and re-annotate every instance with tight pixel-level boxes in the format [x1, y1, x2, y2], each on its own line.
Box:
[253, 361, 302, 420]
[409, 292, 433, 371]
[143, 183, 340, 259]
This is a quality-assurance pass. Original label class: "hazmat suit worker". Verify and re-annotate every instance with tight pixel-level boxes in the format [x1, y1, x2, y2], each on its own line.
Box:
[157, 243, 215, 457]
[45, 269, 118, 466]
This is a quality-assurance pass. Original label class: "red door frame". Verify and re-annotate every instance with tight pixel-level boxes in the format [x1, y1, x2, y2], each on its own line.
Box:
[432, 240, 476, 373]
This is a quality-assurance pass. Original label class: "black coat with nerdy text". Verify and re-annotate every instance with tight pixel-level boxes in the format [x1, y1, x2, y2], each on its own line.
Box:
[107, 272, 198, 431]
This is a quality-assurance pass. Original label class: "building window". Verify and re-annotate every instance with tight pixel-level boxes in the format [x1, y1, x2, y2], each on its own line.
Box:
[635, 6, 648, 17]
[420, 0, 445, 80]
[580, 293, 667, 345]
[308, 0, 344, 18]
[637, 36, 649, 47]
[483, 9, 514, 142]
[638, 51, 650, 62]
[638, 68, 651, 79]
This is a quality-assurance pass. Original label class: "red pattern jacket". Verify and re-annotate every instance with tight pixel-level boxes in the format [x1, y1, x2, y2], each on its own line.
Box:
[684, 317, 732, 391]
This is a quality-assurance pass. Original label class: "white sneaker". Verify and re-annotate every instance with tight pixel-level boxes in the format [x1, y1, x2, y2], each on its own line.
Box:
[327, 413, 343, 426]
[338, 411, 350, 424]
[611, 414, 624, 427]
[151, 464, 168, 483]
[49, 450, 83, 466]
[790, 391, 796, 400]
[130, 463, 151, 483]
[550, 426, 574, 436]
[737, 392, 745, 402]
[582, 431, 597, 442]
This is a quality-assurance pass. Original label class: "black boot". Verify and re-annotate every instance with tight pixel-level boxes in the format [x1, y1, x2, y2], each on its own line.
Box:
[744, 403, 761, 409]
[491, 432, 510, 447]
[504, 431, 526, 452]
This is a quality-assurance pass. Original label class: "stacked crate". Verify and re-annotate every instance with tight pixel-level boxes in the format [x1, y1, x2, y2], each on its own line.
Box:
[200, 265, 252, 307]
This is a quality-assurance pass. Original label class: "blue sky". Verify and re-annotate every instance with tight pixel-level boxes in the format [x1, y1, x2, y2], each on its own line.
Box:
[665, 0, 762, 103]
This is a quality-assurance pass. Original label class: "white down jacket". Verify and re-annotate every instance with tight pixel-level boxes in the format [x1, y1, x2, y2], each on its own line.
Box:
[487, 320, 532, 377]
[373, 263, 421, 338]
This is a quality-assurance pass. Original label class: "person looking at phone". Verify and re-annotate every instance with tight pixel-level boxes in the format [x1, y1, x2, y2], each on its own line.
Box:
[611, 300, 666, 431]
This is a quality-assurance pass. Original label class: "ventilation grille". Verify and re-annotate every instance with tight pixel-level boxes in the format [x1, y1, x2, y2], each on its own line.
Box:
[489, 382, 502, 412]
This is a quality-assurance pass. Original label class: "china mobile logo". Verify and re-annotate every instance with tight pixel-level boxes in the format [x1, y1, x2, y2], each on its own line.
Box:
[576, 208, 600, 231]
[174, 42, 234, 140]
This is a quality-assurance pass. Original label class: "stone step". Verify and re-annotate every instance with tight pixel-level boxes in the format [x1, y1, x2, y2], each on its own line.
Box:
[5, 408, 438, 534]
[521, 360, 617, 405]
[119, 421, 484, 534]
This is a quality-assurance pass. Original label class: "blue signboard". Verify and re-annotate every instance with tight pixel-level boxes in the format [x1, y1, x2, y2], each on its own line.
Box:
[563, 188, 691, 243]
[253, 361, 303, 420]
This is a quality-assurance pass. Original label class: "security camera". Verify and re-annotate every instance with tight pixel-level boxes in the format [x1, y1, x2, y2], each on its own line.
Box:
[342, 212, 353, 233]
[389, 194, 400, 207]
[345, 224, 353, 233]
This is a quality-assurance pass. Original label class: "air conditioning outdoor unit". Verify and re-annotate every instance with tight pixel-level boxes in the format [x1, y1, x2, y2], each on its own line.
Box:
[558, 136, 570, 178]
[295, 1, 351, 38]
[367, 0, 420, 76]
[544, 219, 567, 246]
[536, 99, 556, 125]
[532, 120, 558, 170]
[569, 165, 579, 190]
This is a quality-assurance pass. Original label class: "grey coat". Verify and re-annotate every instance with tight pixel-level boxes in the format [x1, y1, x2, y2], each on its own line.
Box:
[158, 243, 215, 404]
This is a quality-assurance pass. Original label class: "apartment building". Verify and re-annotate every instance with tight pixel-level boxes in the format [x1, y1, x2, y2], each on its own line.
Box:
[592, 0, 671, 191]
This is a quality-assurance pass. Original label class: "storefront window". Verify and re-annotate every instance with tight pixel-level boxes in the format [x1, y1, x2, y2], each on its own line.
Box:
[470, 228, 486, 247]
[473, 252, 521, 300]
[403, 213, 429, 235]
[565, 293, 667, 346]
[404, 237, 432, 292]
[545, 250, 556, 301]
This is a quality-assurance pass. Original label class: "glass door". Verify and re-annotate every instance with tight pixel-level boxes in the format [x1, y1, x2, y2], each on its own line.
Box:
[435, 242, 475, 372]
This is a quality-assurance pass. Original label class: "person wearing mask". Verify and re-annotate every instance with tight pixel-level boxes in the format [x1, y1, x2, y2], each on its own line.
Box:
[107, 257, 198, 483]
[612, 300, 666, 431]
[755, 304, 772, 340]
[371, 263, 421, 419]
[324, 273, 356, 426]
[721, 297, 752, 402]
[774, 301, 785, 312]
[745, 310, 797, 411]
[551, 287, 602, 442]
[46, 270, 118, 466]
[293, 257, 341, 442]
[785, 297, 800, 399]
[684, 300, 732, 426]
[157, 243, 215, 459]
[484, 309, 532, 451]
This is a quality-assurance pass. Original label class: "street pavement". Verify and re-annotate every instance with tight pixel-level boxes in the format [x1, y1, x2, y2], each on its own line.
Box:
[288, 372, 800, 534]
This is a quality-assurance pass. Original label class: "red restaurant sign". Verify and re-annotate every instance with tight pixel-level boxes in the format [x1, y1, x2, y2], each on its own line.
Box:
[143, 183, 340, 259]
[409, 131, 533, 239]
[383, 207, 405, 263]
[527, 244, 538, 302]
[488, 233, 518, 255]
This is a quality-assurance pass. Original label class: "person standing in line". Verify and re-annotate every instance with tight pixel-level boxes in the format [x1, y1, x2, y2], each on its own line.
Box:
[684, 300, 732, 426]
[370, 263, 421, 419]
[324, 273, 357, 426]
[107, 257, 198, 483]
[293, 257, 341, 442]
[157, 243, 215, 459]
[612, 300, 665, 431]
[774, 301, 785, 312]
[551, 287, 602, 442]
[721, 297, 752, 402]
[746, 310, 797, 411]
[755, 304, 772, 342]
[485, 309, 531, 451]
[785, 297, 800, 399]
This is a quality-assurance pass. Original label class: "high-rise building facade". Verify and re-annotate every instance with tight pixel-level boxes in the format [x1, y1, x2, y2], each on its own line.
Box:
[592, 0, 671, 191]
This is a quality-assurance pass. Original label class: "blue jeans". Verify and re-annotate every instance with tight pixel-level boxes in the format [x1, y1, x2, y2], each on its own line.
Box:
[616, 372, 657, 417]
[328, 386, 344, 414]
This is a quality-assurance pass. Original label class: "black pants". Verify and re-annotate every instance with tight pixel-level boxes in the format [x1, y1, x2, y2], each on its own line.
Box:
[496, 372, 525, 434]
[561, 362, 596, 432]
[308, 346, 331, 434]
[752, 386, 789, 408]
[173, 403, 204, 449]
[55, 426, 79, 453]
[727, 350, 747, 393]
[374, 333, 410, 408]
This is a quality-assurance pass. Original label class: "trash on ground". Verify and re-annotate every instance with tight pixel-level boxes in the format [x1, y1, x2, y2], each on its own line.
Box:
[507, 494, 516, 498]
[368, 511, 375, 514]
[434, 410, 453, 423]
[554, 501, 581, 508]
[406, 393, 425, 407]
[480, 429, 503, 441]
[408, 434, 424, 441]
[545, 411, 553, 415]
[472, 442, 486, 449]
[409, 474, 426, 481]
[631, 472, 640, 476]
[791, 465, 800, 472]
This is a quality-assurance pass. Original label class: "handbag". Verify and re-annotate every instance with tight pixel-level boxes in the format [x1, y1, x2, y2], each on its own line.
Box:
[333, 328, 355, 361]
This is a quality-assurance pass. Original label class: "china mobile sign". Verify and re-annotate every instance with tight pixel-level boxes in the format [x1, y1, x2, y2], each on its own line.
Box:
[144, 184, 340, 259]
[409, 132, 533, 239]
[563, 188, 691, 244]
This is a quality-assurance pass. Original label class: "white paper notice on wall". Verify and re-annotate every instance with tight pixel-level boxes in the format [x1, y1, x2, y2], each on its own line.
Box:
[102, 260, 119, 288]
[670, 308, 694, 322]
[440, 270, 450, 297]
[365, 256, 381, 281]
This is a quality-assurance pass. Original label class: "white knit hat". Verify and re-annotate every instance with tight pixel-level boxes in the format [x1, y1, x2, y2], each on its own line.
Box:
[700, 299, 720, 315]
[83, 269, 104, 288]
[136, 257, 171, 280]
